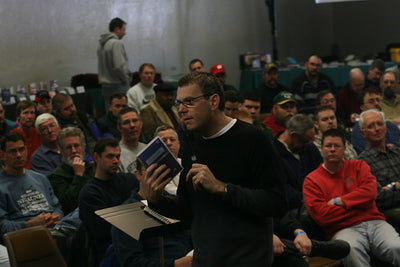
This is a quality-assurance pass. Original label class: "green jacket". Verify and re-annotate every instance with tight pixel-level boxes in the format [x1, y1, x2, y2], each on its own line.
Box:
[48, 162, 95, 215]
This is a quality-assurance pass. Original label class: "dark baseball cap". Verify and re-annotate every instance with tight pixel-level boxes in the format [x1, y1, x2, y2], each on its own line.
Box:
[154, 83, 176, 92]
[35, 90, 51, 103]
[273, 91, 296, 105]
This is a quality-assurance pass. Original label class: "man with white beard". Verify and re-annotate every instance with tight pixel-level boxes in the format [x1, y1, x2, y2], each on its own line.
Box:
[48, 127, 95, 215]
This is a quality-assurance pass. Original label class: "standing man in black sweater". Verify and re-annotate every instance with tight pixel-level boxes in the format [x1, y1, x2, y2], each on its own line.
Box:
[145, 72, 287, 266]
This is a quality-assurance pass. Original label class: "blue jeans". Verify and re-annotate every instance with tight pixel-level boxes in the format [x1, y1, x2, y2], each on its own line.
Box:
[332, 220, 400, 267]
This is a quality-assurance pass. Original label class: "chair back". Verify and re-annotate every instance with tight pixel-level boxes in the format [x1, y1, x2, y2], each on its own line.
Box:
[3, 225, 67, 267]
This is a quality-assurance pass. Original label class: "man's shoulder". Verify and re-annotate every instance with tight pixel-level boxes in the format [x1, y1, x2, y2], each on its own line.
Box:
[127, 84, 140, 94]
[318, 72, 333, 82]
[386, 121, 400, 132]
[358, 145, 377, 159]
[31, 144, 48, 157]
[343, 159, 367, 170]
[305, 164, 324, 180]
[292, 71, 308, 84]
[302, 143, 323, 159]
[24, 170, 49, 183]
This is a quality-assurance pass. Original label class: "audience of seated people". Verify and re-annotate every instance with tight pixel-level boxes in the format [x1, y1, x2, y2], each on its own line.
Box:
[30, 113, 62, 176]
[11, 100, 40, 169]
[238, 91, 273, 139]
[337, 67, 365, 127]
[272, 114, 322, 212]
[351, 88, 400, 154]
[380, 70, 400, 126]
[188, 58, 205, 73]
[209, 63, 238, 91]
[358, 109, 400, 233]
[291, 54, 335, 113]
[52, 92, 108, 160]
[255, 63, 289, 114]
[155, 125, 182, 196]
[365, 58, 385, 92]
[48, 127, 95, 215]
[313, 106, 357, 160]
[0, 103, 17, 136]
[1, 56, 400, 266]
[315, 90, 351, 140]
[0, 132, 63, 235]
[223, 90, 239, 118]
[34, 90, 53, 116]
[273, 212, 350, 266]
[263, 91, 298, 135]
[304, 128, 400, 267]
[78, 137, 137, 262]
[127, 63, 157, 113]
[117, 107, 146, 173]
[97, 92, 127, 140]
[140, 83, 180, 142]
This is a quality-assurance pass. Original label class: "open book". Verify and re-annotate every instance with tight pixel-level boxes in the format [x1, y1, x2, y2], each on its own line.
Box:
[95, 202, 180, 240]
[137, 136, 183, 180]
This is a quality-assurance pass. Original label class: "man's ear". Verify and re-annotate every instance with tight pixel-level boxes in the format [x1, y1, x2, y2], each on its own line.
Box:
[360, 128, 367, 138]
[93, 152, 99, 164]
[314, 121, 320, 131]
[210, 94, 220, 111]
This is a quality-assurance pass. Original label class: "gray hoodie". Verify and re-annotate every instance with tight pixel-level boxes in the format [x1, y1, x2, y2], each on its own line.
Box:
[97, 33, 131, 86]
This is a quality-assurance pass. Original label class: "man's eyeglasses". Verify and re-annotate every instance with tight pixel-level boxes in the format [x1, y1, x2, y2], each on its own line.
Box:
[39, 123, 58, 134]
[363, 121, 385, 130]
[175, 94, 210, 108]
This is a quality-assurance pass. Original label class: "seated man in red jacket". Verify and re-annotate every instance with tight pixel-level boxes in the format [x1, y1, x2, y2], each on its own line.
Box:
[303, 128, 400, 267]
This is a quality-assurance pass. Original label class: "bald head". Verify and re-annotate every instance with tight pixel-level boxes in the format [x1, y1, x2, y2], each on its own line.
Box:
[349, 68, 365, 93]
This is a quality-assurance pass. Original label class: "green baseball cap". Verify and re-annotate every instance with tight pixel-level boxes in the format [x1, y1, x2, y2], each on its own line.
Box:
[273, 91, 296, 105]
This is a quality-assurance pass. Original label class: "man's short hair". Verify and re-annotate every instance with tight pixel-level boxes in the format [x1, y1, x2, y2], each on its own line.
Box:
[57, 127, 85, 151]
[315, 90, 334, 106]
[358, 88, 378, 106]
[321, 128, 345, 147]
[16, 100, 35, 117]
[239, 91, 261, 104]
[0, 132, 25, 151]
[306, 54, 321, 62]
[224, 90, 239, 103]
[189, 58, 203, 70]
[314, 106, 335, 121]
[286, 114, 314, 136]
[154, 125, 175, 137]
[94, 137, 119, 156]
[369, 58, 385, 72]
[35, 113, 58, 131]
[109, 17, 126, 32]
[178, 72, 225, 110]
[117, 107, 140, 125]
[359, 109, 386, 128]
[52, 93, 72, 112]
[381, 70, 399, 83]
[139, 63, 155, 73]
[109, 92, 127, 104]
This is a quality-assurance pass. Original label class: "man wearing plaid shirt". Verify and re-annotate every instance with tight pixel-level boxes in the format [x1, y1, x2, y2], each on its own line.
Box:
[358, 109, 400, 232]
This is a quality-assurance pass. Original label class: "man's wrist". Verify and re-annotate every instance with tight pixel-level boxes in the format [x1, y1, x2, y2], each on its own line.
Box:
[295, 230, 307, 237]
[220, 183, 228, 195]
[387, 182, 397, 191]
